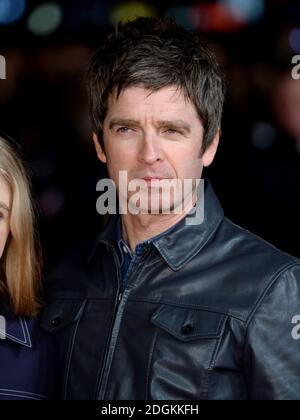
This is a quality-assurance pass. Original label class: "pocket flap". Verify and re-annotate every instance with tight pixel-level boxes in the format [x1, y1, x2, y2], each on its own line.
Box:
[151, 305, 226, 342]
[40, 299, 86, 333]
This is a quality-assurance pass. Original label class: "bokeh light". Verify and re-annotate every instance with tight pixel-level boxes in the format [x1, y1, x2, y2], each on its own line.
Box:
[193, 3, 244, 32]
[0, 0, 26, 25]
[251, 122, 277, 150]
[289, 29, 300, 54]
[27, 2, 63, 36]
[110, 1, 156, 25]
[39, 188, 65, 219]
[222, 0, 265, 23]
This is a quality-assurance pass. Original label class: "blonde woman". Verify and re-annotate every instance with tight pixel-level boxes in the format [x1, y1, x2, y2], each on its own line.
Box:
[0, 135, 56, 400]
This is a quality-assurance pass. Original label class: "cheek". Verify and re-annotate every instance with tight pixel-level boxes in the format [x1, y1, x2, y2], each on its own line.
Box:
[107, 145, 136, 174]
[0, 226, 9, 259]
[166, 148, 202, 179]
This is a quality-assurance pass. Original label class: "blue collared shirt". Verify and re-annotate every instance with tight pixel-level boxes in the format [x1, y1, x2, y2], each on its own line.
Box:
[115, 219, 148, 289]
[115, 218, 176, 290]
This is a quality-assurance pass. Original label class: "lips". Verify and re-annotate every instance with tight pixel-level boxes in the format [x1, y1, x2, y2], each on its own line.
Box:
[142, 177, 167, 181]
[141, 177, 171, 185]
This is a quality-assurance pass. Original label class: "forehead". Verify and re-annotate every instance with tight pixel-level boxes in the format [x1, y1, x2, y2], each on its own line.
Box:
[106, 85, 198, 119]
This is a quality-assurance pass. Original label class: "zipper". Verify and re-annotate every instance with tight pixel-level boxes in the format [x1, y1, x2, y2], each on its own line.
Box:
[95, 243, 122, 399]
[96, 242, 150, 400]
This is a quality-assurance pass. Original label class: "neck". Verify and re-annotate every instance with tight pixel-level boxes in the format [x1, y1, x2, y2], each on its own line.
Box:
[120, 191, 198, 253]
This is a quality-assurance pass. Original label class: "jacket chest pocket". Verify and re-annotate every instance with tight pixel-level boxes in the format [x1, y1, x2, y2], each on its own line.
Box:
[40, 299, 87, 397]
[40, 299, 87, 336]
[148, 305, 227, 400]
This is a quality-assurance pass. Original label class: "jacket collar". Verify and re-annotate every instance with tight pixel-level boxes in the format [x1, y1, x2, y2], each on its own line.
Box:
[0, 305, 32, 348]
[91, 178, 224, 271]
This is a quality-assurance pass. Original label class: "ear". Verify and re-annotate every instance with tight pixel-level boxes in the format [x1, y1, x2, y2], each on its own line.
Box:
[202, 129, 220, 167]
[93, 133, 107, 163]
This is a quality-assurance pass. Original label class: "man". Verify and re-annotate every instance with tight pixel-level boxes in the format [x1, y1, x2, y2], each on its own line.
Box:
[42, 17, 300, 400]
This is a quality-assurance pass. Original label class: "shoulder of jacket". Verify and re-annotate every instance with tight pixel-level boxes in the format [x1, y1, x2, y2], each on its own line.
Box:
[208, 217, 300, 320]
[222, 216, 299, 268]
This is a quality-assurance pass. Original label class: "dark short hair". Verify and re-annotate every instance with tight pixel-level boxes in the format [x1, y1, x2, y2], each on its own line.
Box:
[87, 16, 225, 153]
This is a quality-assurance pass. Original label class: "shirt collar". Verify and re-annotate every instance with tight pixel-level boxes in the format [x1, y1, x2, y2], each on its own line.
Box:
[115, 216, 177, 260]
[91, 178, 224, 271]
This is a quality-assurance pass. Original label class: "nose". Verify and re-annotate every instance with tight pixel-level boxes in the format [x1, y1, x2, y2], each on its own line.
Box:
[138, 132, 163, 164]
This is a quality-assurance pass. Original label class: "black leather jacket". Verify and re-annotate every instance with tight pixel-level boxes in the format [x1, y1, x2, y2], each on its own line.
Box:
[41, 179, 300, 400]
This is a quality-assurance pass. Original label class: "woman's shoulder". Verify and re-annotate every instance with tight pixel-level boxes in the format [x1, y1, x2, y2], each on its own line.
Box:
[0, 302, 57, 400]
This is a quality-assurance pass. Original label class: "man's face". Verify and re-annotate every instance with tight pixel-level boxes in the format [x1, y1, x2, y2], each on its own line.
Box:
[94, 85, 219, 213]
[0, 177, 11, 259]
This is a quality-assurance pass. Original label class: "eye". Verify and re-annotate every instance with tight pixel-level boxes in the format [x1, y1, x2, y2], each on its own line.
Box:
[165, 128, 181, 134]
[116, 127, 132, 133]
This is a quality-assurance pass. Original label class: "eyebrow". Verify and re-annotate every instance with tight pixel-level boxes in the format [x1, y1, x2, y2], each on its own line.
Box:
[157, 120, 191, 133]
[0, 202, 10, 212]
[109, 118, 139, 130]
[108, 118, 191, 133]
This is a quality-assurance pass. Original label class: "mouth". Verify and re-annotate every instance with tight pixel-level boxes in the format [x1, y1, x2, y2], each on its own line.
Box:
[141, 177, 169, 184]
[142, 177, 166, 179]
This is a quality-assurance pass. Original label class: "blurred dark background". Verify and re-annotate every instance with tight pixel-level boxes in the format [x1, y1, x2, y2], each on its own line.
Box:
[0, 0, 300, 262]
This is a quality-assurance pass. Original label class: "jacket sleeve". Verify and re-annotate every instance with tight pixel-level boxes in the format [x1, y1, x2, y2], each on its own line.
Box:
[243, 263, 300, 400]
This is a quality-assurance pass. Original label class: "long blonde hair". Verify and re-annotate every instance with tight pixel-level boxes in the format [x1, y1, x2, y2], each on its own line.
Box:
[0, 135, 40, 317]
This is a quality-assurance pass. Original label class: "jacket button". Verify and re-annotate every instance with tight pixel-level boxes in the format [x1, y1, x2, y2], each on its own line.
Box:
[181, 323, 194, 335]
[51, 317, 61, 327]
